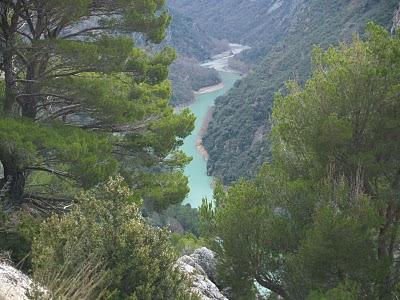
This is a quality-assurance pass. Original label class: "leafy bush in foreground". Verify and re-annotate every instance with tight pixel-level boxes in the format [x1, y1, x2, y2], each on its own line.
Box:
[32, 177, 196, 300]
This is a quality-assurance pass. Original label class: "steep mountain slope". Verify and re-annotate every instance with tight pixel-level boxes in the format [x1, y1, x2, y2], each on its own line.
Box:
[169, 0, 300, 64]
[164, 8, 228, 106]
[191, 0, 398, 184]
[169, 57, 221, 106]
[165, 8, 228, 61]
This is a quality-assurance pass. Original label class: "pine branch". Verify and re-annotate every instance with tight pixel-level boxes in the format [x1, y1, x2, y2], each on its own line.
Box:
[40, 104, 82, 121]
[255, 274, 291, 300]
[80, 116, 160, 133]
[60, 26, 110, 40]
[24, 166, 76, 181]
[24, 193, 72, 215]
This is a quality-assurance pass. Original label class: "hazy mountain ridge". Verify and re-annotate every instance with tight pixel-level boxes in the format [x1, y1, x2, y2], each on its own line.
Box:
[165, 8, 229, 106]
[169, 0, 300, 64]
[165, 8, 229, 61]
[172, 0, 399, 184]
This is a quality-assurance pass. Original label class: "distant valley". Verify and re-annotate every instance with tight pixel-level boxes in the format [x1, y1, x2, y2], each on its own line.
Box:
[170, 0, 399, 184]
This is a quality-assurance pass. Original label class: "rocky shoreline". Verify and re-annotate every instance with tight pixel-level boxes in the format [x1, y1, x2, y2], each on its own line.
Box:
[177, 248, 228, 300]
[196, 107, 214, 161]
[194, 82, 225, 95]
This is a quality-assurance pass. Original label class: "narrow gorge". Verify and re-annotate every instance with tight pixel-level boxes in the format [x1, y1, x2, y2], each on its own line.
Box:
[180, 44, 249, 207]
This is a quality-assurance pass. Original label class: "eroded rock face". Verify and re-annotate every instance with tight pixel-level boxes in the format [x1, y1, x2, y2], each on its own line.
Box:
[177, 248, 228, 300]
[394, 3, 400, 31]
[0, 262, 33, 300]
[191, 248, 218, 283]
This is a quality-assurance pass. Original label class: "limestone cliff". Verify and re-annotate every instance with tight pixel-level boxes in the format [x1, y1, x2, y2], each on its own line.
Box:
[0, 249, 226, 300]
[0, 261, 36, 300]
[177, 248, 228, 300]
[393, 2, 400, 32]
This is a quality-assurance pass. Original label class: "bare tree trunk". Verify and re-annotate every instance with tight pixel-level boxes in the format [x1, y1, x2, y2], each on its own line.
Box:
[1, 1, 22, 116]
[0, 157, 26, 205]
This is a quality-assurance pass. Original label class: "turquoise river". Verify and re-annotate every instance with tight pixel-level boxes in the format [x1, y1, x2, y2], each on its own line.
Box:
[181, 71, 241, 208]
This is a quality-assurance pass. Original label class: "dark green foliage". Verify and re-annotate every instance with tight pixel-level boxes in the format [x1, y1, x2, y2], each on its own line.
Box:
[32, 177, 197, 299]
[170, 233, 205, 256]
[0, 118, 115, 188]
[201, 25, 400, 299]
[200, 0, 398, 184]
[166, 8, 228, 61]
[169, 57, 221, 106]
[148, 203, 200, 236]
[0, 211, 40, 272]
[0, 0, 195, 213]
[164, 203, 200, 236]
[306, 281, 362, 300]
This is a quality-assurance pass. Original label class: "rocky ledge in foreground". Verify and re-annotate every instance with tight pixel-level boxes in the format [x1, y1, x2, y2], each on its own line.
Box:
[0, 261, 34, 300]
[177, 247, 228, 300]
[0, 248, 226, 300]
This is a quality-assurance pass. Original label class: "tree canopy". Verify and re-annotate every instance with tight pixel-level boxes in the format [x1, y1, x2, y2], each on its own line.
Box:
[0, 0, 194, 213]
[200, 23, 400, 299]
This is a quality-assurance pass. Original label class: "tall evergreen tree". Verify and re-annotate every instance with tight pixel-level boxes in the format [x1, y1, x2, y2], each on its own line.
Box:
[0, 0, 194, 213]
[201, 24, 400, 299]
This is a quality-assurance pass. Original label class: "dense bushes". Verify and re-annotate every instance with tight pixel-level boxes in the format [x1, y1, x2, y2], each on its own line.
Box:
[32, 177, 196, 299]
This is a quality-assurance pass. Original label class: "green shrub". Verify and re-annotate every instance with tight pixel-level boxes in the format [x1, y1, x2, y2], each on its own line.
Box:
[32, 176, 196, 299]
[170, 233, 206, 256]
[0, 209, 40, 272]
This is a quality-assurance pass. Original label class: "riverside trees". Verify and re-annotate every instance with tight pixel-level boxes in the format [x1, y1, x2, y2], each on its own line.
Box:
[201, 24, 400, 299]
[0, 0, 194, 213]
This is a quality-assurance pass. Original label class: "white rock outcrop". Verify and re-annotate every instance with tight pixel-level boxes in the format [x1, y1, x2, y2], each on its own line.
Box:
[177, 248, 228, 300]
[0, 262, 34, 300]
[1, 248, 226, 300]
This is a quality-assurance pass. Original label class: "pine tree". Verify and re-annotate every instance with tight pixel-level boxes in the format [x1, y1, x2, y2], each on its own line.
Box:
[0, 0, 194, 213]
[201, 24, 400, 299]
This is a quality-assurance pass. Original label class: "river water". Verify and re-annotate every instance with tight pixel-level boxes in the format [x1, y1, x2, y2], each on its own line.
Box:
[181, 44, 249, 208]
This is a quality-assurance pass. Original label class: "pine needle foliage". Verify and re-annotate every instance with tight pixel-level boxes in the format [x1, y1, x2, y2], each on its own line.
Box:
[201, 24, 400, 300]
[0, 0, 195, 213]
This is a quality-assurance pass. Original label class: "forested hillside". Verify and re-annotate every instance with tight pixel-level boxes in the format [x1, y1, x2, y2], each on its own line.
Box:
[169, 57, 221, 106]
[169, 0, 298, 64]
[176, 0, 399, 184]
[165, 8, 228, 61]
[165, 8, 228, 106]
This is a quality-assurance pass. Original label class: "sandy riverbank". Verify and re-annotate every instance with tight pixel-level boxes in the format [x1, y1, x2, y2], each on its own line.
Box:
[196, 140, 209, 161]
[194, 82, 224, 94]
[174, 82, 225, 112]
